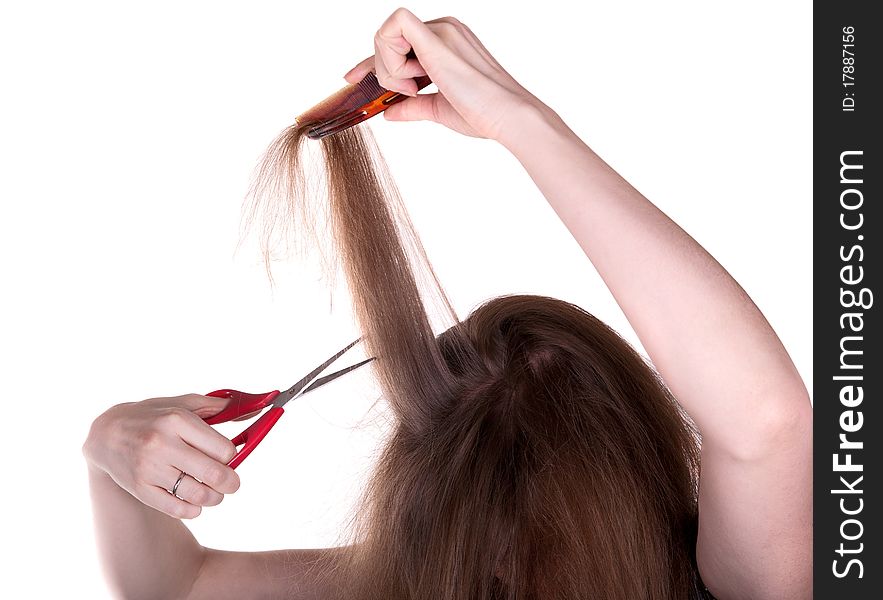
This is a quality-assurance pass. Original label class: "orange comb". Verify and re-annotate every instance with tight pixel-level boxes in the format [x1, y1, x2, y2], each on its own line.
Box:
[297, 71, 432, 139]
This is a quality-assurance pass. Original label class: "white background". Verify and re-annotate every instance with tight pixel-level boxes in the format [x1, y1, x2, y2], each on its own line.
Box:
[0, 1, 811, 596]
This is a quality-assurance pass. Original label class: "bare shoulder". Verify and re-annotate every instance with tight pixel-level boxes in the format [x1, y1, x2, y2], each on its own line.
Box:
[188, 545, 346, 600]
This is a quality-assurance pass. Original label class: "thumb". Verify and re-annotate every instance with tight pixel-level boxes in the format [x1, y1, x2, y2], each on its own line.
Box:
[384, 93, 439, 123]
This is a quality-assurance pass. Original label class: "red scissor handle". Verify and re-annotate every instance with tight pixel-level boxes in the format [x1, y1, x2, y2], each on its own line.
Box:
[226, 406, 284, 469]
[204, 389, 280, 425]
[203, 389, 283, 469]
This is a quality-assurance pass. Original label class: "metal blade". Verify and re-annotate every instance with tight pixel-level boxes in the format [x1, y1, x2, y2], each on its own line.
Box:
[301, 357, 375, 394]
[273, 338, 362, 408]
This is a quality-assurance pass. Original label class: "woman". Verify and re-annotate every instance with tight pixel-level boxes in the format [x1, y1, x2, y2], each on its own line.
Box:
[83, 8, 812, 599]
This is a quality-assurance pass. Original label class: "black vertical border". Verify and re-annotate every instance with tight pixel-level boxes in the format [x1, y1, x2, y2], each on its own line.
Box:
[814, 2, 880, 597]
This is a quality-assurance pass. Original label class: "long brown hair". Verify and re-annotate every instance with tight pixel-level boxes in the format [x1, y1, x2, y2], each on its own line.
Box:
[246, 123, 709, 599]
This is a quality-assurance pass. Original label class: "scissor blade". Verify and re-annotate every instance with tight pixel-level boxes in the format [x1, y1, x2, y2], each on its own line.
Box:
[302, 357, 375, 394]
[273, 338, 362, 408]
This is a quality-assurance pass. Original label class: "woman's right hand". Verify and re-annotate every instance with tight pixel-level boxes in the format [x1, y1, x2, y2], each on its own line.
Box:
[82, 394, 241, 520]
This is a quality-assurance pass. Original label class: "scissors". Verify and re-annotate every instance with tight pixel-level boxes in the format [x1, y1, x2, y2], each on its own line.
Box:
[204, 338, 373, 469]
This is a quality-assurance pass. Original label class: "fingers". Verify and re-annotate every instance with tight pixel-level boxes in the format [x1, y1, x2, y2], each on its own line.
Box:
[344, 56, 374, 84]
[391, 58, 428, 79]
[373, 39, 416, 96]
[151, 393, 230, 421]
[141, 483, 202, 520]
[383, 93, 440, 123]
[373, 7, 452, 95]
[165, 468, 224, 508]
[130, 460, 220, 519]
[173, 409, 239, 465]
[171, 436, 240, 495]
[345, 54, 426, 87]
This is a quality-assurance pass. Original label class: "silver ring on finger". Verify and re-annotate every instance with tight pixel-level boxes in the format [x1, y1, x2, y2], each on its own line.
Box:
[170, 470, 187, 499]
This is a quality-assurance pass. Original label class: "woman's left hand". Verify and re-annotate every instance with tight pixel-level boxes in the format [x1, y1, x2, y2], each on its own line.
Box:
[342, 7, 550, 145]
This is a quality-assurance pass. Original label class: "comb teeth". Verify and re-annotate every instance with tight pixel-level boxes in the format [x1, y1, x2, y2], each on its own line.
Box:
[307, 110, 368, 139]
[356, 71, 387, 98]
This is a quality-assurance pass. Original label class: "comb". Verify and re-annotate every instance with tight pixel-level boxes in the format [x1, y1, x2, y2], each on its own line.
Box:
[296, 71, 433, 139]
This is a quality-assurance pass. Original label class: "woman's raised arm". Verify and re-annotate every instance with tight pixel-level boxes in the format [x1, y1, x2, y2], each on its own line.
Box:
[500, 104, 812, 600]
[356, 9, 813, 599]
